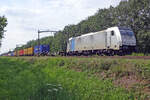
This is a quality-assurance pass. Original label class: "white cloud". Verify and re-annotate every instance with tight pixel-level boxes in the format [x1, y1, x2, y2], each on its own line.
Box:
[0, 0, 121, 54]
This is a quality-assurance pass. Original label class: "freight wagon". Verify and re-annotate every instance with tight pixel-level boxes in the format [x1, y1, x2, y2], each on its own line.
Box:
[24, 49, 28, 56]
[19, 50, 24, 56]
[27, 47, 34, 56]
[34, 45, 50, 56]
[17, 51, 20, 56]
[14, 51, 17, 56]
[11, 52, 14, 56]
[10, 45, 50, 57]
[67, 26, 136, 56]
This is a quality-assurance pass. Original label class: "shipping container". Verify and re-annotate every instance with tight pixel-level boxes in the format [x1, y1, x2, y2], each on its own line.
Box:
[27, 47, 34, 56]
[24, 49, 28, 56]
[11, 52, 14, 56]
[19, 50, 24, 56]
[19, 50, 21, 56]
[14, 51, 17, 56]
[34, 45, 50, 56]
[8, 53, 11, 56]
[17, 50, 20, 56]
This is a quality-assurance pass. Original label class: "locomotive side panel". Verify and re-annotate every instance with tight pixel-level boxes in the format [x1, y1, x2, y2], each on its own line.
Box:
[72, 31, 107, 51]
[92, 31, 106, 50]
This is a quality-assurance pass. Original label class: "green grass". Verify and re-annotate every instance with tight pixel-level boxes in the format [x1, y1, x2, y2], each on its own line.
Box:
[127, 52, 150, 56]
[0, 57, 149, 100]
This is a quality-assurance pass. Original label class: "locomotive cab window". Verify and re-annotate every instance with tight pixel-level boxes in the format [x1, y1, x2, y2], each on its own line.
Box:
[111, 31, 114, 36]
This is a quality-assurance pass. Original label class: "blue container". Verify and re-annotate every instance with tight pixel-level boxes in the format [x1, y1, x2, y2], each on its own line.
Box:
[34, 45, 50, 55]
[11, 52, 14, 56]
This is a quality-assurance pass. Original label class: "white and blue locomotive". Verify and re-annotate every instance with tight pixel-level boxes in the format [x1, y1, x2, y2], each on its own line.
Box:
[67, 26, 136, 56]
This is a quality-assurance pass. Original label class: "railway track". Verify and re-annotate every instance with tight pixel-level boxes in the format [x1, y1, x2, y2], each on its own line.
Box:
[60, 55, 150, 60]
[98, 56, 150, 60]
[9, 55, 150, 60]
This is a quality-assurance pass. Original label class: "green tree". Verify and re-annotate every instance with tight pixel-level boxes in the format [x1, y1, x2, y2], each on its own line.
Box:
[0, 16, 7, 46]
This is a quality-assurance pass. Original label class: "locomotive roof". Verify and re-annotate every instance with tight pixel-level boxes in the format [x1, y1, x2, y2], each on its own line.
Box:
[69, 26, 132, 40]
[77, 30, 106, 38]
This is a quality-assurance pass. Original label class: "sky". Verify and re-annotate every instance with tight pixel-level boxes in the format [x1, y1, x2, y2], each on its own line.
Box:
[0, 0, 121, 54]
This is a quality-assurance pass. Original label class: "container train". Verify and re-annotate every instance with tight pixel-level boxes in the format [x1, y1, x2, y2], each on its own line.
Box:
[4, 45, 50, 56]
[1, 26, 136, 57]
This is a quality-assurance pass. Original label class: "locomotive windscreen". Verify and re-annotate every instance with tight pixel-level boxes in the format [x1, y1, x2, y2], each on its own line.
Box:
[118, 27, 136, 46]
[119, 28, 134, 36]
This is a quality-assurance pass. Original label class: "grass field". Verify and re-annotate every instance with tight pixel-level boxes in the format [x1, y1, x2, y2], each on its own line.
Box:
[0, 57, 149, 100]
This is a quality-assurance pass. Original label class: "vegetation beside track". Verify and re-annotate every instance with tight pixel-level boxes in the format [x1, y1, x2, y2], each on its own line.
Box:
[0, 57, 150, 100]
[128, 53, 150, 56]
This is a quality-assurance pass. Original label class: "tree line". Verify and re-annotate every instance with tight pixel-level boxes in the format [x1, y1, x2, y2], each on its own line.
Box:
[15, 0, 150, 54]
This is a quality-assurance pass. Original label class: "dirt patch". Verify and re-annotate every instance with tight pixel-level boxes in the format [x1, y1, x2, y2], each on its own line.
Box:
[71, 66, 150, 96]
[113, 74, 150, 97]
[114, 75, 141, 89]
